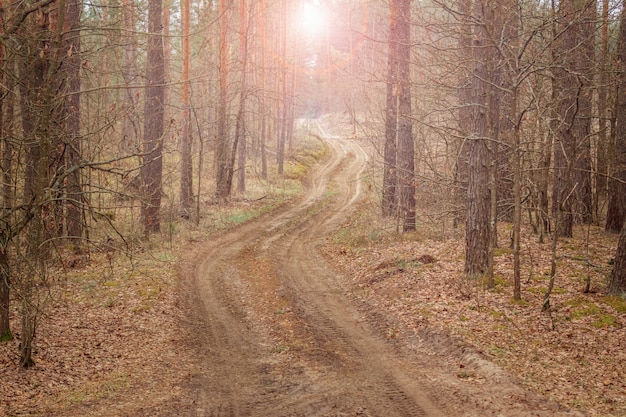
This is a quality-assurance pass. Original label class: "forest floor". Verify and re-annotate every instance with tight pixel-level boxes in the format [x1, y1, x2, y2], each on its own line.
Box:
[1, 114, 624, 416]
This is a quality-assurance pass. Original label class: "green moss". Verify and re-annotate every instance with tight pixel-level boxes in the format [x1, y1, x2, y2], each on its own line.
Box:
[488, 310, 505, 319]
[509, 298, 530, 307]
[592, 314, 619, 328]
[602, 296, 626, 314]
[1, 329, 13, 342]
[564, 298, 618, 327]
[493, 247, 513, 257]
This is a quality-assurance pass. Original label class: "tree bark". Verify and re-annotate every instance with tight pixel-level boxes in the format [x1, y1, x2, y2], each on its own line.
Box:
[63, 0, 83, 243]
[393, 0, 415, 232]
[215, 0, 233, 200]
[180, 0, 193, 214]
[382, 0, 400, 218]
[609, 218, 626, 294]
[552, 0, 596, 237]
[606, 3, 626, 233]
[236, 0, 248, 194]
[141, 0, 165, 234]
[465, 0, 492, 279]
[122, 0, 139, 150]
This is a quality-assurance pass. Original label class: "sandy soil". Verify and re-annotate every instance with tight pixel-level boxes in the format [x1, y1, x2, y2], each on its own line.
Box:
[178, 128, 586, 416]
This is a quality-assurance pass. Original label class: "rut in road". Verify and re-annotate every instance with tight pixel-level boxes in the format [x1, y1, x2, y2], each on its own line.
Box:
[188, 133, 446, 417]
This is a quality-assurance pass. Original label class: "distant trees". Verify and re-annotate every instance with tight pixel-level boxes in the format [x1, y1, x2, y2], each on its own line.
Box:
[2, 0, 626, 368]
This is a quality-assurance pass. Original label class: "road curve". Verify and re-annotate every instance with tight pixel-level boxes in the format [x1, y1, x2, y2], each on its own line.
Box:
[187, 131, 446, 417]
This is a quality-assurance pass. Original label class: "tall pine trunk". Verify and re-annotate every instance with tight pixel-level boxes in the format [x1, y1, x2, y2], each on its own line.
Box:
[141, 0, 165, 234]
[180, 0, 193, 214]
[465, 0, 492, 279]
[606, 1, 626, 233]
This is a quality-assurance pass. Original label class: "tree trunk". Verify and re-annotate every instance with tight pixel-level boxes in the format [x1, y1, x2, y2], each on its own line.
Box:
[260, 0, 268, 180]
[122, 0, 139, 150]
[595, 0, 610, 223]
[277, 0, 287, 175]
[606, 3, 626, 233]
[215, 0, 232, 200]
[393, 0, 415, 232]
[465, 0, 492, 279]
[236, 0, 248, 194]
[63, 0, 83, 243]
[552, 0, 596, 237]
[382, 0, 399, 217]
[608, 218, 626, 295]
[453, 0, 472, 227]
[141, 0, 165, 234]
[180, 0, 193, 215]
[0, 248, 9, 340]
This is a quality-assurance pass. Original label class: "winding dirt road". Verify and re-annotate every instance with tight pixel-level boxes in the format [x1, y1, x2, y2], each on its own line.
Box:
[182, 125, 584, 417]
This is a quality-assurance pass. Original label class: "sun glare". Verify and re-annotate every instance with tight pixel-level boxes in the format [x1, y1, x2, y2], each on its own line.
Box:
[300, 1, 327, 36]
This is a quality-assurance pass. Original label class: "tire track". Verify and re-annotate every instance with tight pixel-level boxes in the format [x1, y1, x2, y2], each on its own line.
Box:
[189, 131, 445, 416]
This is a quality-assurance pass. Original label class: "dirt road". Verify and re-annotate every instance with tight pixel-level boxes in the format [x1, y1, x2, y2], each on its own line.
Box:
[184, 127, 584, 416]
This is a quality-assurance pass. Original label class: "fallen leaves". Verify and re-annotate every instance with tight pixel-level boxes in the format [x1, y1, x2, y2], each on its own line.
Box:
[322, 214, 625, 417]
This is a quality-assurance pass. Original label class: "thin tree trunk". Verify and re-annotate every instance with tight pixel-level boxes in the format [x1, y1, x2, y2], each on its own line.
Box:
[260, 0, 268, 180]
[63, 0, 83, 243]
[180, 0, 193, 214]
[215, 0, 232, 199]
[236, 0, 248, 193]
[382, 0, 399, 217]
[122, 0, 138, 150]
[394, 0, 415, 232]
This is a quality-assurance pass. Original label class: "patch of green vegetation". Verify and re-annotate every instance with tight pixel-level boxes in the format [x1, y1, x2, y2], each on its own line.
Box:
[68, 371, 131, 404]
[592, 313, 618, 328]
[155, 251, 175, 262]
[227, 211, 255, 224]
[489, 345, 506, 357]
[563, 298, 619, 328]
[602, 296, 626, 313]
[456, 371, 476, 379]
[493, 247, 513, 257]
[1, 329, 13, 342]
[509, 298, 529, 307]
[482, 274, 509, 289]
[566, 298, 602, 319]
[396, 259, 421, 270]
[488, 309, 505, 319]
[275, 344, 289, 354]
